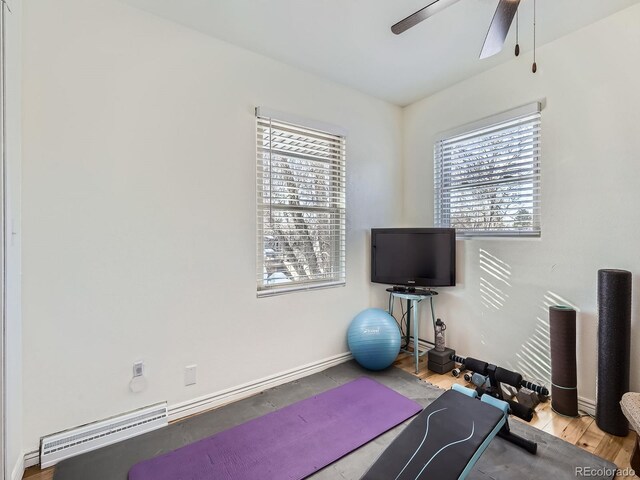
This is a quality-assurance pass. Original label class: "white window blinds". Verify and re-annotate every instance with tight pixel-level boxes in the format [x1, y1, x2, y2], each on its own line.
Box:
[434, 103, 541, 237]
[256, 108, 346, 296]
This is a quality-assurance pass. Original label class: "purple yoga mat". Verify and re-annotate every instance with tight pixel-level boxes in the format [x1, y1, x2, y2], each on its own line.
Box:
[129, 377, 422, 480]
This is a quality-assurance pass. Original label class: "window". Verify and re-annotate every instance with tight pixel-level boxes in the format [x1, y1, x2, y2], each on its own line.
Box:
[434, 103, 541, 237]
[256, 108, 346, 296]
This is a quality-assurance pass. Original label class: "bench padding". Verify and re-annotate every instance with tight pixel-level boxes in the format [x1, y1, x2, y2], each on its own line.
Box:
[362, 389, 506, 480]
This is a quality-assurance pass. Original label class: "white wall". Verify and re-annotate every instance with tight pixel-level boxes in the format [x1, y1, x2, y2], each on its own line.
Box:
[403, 4, 640, 404]
[4, 0, 23, 477]
[21, 0, 402, 453]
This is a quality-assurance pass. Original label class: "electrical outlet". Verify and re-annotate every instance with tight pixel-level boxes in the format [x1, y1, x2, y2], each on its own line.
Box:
[133, 361, 144, 378]
[184, 365, 197, 386]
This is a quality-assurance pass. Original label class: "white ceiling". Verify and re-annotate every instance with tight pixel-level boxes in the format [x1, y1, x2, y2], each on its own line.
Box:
[121, 0, 639, 106]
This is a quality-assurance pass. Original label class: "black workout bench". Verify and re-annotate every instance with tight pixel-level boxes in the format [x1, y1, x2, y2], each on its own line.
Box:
[362, 384, 536, 480]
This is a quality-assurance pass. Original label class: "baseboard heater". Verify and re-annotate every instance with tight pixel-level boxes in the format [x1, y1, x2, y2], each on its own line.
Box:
[40, 402, 168, 468]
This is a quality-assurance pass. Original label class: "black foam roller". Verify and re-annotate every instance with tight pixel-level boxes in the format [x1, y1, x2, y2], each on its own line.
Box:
[464, 357, 488, 375]
[596, 269, 631, 436]
[550, 305, 579, 416]
[495, 367, 523, 389]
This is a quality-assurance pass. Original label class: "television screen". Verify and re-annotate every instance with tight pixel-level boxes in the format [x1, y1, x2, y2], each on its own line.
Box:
[371, 228, 456, 287]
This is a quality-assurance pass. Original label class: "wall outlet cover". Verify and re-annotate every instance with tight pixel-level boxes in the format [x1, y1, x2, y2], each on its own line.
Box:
[133, 361, 144, 377]
[185, 365, 197, 386]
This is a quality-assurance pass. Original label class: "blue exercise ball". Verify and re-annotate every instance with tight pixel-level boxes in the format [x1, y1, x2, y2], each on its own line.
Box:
[347, 308, 401, 371]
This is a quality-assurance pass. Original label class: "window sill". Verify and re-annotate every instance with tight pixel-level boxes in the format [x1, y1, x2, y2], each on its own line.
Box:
[257, 280, 346, 298]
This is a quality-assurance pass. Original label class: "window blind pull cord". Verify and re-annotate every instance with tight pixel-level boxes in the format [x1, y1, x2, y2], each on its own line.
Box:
[532, 0, 537, 73]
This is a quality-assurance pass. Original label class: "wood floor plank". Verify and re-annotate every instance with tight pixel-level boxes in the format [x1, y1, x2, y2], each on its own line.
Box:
[577, 420, 607, 454]
[594, 432, 627, 463]
[392, 355, 414, 370]
[542, 408, 574, 437]
[22, 466, 53, 480]
[559, 415, 595, 444]
[612, 433, 637, 478]
[530, 402, 554, 430]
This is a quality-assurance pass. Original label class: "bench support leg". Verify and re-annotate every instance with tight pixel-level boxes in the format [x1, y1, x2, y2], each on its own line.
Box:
[497, 420, 537, 454]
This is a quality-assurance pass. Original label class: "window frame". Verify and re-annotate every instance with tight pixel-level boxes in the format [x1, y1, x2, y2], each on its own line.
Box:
[434, 102, 542, 238]
[255, 107, 346, 297]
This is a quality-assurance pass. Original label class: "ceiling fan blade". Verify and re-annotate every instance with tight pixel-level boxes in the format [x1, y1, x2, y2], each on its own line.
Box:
[479, 0, 521, 59]
[391, 0, 462, 35]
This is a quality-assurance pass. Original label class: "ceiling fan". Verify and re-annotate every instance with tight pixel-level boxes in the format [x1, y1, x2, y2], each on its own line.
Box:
[391, 0, 521, 59]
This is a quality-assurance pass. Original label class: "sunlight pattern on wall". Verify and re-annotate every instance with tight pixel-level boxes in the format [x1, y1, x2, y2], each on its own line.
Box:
[479, 249, 511, 310]
[514, 291, 578, 387]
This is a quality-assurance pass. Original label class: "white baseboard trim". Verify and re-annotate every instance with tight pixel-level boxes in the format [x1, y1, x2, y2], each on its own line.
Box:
[16, 354, 610, 473]
[578, 396, 596, 416]
[22, 352, 353, 470]
[23, 450, 39, 469]
[168, 352, 353, 422]
[11, 455, 25, 480]
[408, 338, 435, 352]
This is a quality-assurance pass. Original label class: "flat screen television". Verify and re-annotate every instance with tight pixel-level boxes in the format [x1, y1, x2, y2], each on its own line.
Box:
[371, 228, 456, 287]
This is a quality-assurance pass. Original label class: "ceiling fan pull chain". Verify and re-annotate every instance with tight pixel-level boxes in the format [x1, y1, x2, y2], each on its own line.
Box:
[532, 0, 538, 73]
[515, 9, 520, 56]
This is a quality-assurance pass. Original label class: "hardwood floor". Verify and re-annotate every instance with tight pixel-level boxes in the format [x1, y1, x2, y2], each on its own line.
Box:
[22, 353, 638, 479]
[22, 466, 53, 480]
